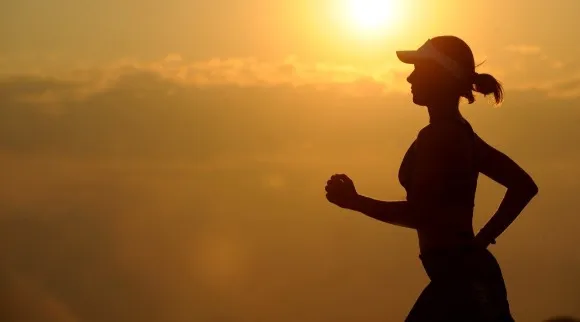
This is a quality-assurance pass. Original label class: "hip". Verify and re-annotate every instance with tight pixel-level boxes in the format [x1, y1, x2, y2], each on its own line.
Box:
[419, 246, 506, 286]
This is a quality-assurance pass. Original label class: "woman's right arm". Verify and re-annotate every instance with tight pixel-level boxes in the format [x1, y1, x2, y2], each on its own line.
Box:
[350, 196, 417, 229]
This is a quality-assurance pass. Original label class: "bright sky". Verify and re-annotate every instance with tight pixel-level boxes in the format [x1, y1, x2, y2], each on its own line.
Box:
[1, 0, 580, 75]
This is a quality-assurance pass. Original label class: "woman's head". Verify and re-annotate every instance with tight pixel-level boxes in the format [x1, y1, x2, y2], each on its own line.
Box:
[397, 36, 503, 107]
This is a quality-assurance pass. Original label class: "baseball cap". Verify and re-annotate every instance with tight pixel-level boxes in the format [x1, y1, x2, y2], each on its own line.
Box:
[396, 37, 474, 81]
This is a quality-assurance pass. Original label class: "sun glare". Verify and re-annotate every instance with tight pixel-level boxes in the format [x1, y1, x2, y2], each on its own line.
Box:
[346, 0, 400, 34]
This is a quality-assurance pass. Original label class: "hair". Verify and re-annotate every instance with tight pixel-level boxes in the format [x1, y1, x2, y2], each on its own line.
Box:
[430, 36, 504, 105]
[470, 72, 504, 105]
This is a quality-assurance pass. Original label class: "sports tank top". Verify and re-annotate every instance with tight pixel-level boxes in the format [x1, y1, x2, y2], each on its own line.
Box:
[398, 118, 479, 208]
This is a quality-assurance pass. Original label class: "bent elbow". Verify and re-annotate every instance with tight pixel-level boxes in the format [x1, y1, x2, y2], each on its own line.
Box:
[508, 174, 538, 199]
[527, 182, 538, 198]
[520, 177, 539, 198]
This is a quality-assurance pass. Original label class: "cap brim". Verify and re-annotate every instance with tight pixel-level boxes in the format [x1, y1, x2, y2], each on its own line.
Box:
[396, 50, 421, 64]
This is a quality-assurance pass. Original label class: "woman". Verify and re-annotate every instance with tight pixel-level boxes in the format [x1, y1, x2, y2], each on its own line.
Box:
[324, 36, 538, 321]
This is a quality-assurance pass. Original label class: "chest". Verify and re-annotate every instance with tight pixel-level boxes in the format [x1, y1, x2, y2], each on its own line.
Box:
[398, 139, 478, 195]
[398, 140, 417, 192]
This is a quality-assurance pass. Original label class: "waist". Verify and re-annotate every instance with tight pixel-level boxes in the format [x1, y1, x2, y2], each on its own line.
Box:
[407, 196, 475, 209]
[406, 182, 477, 208]
[419, 246, 501, 281]
[419, 244, 485, 260]
[411, 203, 474, 231]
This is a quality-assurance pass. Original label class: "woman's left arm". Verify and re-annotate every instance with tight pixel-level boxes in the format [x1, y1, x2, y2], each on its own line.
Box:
[474, 136, 539, 247]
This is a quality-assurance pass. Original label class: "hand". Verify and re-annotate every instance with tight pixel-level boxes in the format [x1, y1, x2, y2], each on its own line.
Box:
[471, 234, 496, 249]
[325, 173, 359, 210]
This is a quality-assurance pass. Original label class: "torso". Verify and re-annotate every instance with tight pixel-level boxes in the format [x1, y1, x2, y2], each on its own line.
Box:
[399, 118, 480, 254]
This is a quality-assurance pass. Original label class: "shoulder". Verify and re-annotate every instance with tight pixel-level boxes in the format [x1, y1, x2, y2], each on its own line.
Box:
[416, 122, 467, 147]
[472, 131, 500, 159]
[418, 123, 452, 139]
[415, 121, 476, 161]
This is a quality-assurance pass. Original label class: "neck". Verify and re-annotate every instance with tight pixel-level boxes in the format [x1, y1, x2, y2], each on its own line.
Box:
[427, 100, 462, 124]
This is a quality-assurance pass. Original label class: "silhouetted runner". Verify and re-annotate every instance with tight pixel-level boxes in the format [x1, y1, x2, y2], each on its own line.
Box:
[325, 36, 538, 321]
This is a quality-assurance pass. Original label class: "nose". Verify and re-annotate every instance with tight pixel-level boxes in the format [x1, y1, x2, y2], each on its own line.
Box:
[406, 70, 415, 84]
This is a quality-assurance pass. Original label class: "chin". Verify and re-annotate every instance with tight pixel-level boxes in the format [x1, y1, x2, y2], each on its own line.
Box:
[411, 94, 428, 107]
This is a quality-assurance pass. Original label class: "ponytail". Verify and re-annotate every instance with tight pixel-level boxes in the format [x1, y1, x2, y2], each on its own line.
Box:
[461, 72, 504, 105]
[473, 72, 504, 105]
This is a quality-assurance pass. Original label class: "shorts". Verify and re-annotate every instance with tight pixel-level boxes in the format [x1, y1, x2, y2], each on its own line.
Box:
[405, 246, 515, 322]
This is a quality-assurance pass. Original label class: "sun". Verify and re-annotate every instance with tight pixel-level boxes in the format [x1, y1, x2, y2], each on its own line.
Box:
[346, 0, 400, 33]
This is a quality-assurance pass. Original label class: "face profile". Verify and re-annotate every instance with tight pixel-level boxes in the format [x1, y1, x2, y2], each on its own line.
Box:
[406, 60, 458, 107]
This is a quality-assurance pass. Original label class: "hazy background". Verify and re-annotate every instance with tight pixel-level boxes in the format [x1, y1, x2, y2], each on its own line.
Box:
[1, 0, 579, 321]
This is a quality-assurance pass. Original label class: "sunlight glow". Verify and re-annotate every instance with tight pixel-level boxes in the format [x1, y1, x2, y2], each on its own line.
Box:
[346, 0, 401, 34]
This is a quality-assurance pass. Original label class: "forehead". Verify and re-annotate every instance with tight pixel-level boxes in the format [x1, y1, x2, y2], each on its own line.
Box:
[413, 59, 443, 71]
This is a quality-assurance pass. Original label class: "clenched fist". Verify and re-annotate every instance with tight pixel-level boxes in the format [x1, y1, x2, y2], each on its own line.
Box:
[325, 173, 359, 210]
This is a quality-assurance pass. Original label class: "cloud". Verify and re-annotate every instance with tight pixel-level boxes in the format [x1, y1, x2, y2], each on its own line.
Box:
[5, 51, 580, 108]
[163, 53, 183, 63]
[0, 60, 579, 164]
[505, 44, 542, 55]
[492, 46, 580, 94]
[508, 75, 580, 98]
[551, 77, 580, 92]
[181, 56, 398, 93]
[0, 55, 414, 107]
[543, 77, 580, 98]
